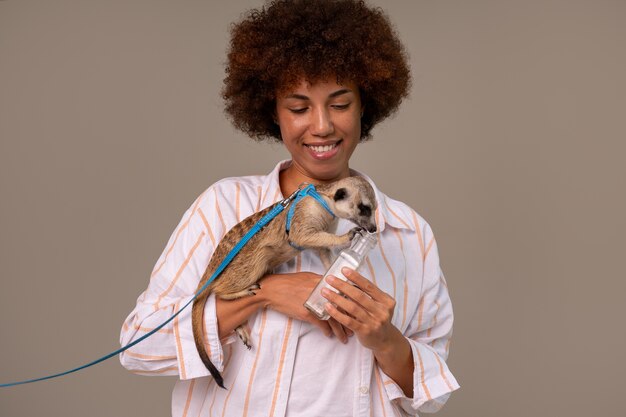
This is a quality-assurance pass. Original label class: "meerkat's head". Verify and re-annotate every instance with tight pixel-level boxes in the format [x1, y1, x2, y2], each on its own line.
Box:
[326, 176, 378, 233]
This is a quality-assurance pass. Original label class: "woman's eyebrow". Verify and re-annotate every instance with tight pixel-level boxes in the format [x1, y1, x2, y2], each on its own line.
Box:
[329, 88, 352, 98]
[284, 88, 353, 100]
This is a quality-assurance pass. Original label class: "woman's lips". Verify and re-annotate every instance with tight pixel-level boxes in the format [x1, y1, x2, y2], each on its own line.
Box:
[304, 140, 342, 160]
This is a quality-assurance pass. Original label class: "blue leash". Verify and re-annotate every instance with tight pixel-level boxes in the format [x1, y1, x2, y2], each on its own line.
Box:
[0, 184, 332, 388]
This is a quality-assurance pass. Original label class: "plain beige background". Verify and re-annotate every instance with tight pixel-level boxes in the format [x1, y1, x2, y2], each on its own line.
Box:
[1, 1, 624, 416]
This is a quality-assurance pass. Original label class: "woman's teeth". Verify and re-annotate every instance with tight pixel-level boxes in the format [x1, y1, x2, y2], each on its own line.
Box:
[307, 143, 338, 152]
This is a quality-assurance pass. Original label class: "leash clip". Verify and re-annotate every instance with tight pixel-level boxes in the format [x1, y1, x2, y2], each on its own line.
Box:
[280, 182, 312, 207]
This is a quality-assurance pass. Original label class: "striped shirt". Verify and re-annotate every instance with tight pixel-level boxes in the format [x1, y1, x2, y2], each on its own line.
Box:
[119, 160, 459, 416]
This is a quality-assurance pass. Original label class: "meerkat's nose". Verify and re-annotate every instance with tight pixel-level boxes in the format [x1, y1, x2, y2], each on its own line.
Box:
[368, 225, 377, 233]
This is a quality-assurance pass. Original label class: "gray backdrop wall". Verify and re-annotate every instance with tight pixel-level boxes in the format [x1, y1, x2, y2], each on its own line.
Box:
[1, 1, 624, 416]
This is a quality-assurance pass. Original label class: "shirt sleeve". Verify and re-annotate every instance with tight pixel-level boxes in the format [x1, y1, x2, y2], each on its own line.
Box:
[118, 186, 231, 380]
[379, 222, 460, 414]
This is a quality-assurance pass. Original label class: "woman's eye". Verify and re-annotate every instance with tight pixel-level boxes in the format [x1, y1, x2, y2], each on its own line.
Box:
[332, 103, 350, 110]
[289, 108, 307, 114]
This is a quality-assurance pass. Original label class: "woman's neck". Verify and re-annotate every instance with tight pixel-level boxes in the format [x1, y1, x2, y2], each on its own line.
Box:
[279, 162, 350, 197]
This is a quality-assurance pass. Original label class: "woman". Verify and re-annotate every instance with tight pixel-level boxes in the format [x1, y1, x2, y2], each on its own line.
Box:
[120, 1, 459, 415]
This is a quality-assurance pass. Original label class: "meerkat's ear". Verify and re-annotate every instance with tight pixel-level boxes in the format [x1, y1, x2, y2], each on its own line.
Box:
[333, 188, 347, 201]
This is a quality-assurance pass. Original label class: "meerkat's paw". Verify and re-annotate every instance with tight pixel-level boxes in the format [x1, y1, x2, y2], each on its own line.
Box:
[220, 284, 261, 300]
[348, 227, 364, 240]
[247, 283, 261, 295]
[235, 325, 252, 349]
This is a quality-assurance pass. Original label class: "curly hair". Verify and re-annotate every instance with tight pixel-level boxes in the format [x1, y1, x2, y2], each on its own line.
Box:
[222, 0, 411, 142]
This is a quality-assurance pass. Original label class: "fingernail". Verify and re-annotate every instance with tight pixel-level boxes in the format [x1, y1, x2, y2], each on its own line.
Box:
[325, 275, 336, 284]
[341, 267, 352, 276]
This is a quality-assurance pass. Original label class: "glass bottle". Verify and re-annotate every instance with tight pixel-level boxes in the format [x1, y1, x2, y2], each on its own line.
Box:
[304, 230, 378, 320]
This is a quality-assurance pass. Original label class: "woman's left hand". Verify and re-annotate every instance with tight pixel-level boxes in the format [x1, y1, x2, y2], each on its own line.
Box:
[321, 267, 399, 353]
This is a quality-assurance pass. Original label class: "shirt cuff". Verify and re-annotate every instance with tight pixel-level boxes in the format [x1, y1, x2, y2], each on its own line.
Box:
[380, 337, 460, 414]
[174, 292, 226, 380]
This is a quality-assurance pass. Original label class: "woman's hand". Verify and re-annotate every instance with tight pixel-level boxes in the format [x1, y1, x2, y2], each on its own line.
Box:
[257, 272, 353, 343]
[322, 267, 415, 397]
[320, 267, 398, 351]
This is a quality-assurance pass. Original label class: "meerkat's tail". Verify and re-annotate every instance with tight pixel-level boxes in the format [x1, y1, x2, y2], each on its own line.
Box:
[192, 294, 226, 389]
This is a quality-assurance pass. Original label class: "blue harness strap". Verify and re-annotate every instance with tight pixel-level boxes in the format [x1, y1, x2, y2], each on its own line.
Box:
[285, 184, 335, 250]
[0, 183, 335, 388]
[0, 187, 303, 388]
[285, 184, 335, 235]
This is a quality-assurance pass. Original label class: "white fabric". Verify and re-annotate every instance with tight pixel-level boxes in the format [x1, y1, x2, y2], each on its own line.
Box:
[119, 160, 459, 417]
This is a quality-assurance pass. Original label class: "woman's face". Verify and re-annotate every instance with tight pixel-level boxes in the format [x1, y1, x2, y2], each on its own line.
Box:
[275, 78, 363, 183]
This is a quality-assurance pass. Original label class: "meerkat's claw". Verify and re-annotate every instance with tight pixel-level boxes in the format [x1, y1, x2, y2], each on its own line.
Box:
[235, 325, 252, 349]
[348, 226, 364, 240]
[247, 283, 261, 296]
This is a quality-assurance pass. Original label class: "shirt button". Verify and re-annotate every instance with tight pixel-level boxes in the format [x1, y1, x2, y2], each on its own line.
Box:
[359, 386, 369, 395]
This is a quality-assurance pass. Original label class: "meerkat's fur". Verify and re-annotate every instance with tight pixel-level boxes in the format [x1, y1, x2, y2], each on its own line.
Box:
[191, 176, 377, 389]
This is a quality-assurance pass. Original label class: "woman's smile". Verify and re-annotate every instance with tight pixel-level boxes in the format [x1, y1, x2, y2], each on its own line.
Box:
[304, 139, 343, 159]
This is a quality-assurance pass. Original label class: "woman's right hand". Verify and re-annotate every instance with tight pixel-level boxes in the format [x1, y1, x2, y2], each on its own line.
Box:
[258, 272, 353, 343]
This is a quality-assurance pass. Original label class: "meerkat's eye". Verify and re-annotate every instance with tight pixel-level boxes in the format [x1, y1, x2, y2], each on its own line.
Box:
[334, 188, 347, 201]
[358, 203, 372, 217]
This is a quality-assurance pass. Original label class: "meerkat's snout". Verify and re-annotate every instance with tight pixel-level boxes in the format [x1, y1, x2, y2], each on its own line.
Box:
[356, 218, 377, 234]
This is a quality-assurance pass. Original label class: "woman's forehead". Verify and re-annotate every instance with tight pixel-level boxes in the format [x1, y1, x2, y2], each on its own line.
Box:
[277, 78, 358, 99]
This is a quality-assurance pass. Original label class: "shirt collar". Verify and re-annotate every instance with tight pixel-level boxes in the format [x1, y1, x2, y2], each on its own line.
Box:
[263, 160, 415, 233]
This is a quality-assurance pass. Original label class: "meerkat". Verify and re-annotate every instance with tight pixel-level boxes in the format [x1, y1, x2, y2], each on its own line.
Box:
[191, 175, 377, 389]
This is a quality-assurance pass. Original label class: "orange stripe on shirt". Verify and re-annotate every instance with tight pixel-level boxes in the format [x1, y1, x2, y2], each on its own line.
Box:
[198, 207, 216, 248]
[268, 318, 294, 417]
[260, 182, 271, 207]
[416, 294, 425, 331]
[426, 339, 454, 391]
[365, 257, 377, 286]
[182, 379, 196, 417]
[374, 367, 388, 417]
[427, 299, 441, 338]
[440, 273, 448, 289]
[131, 365, 178, 375]
[124, 350, 177, 361]
[256, 186, 262, 211]
[424, 237, 435, 260]
[242, 309, 269, 417]
[154, 231, 206, 309]
[410, 211, 425, 262]
[378, 215, 397, 300]
[214, 188, 227, 239]
[384, 197, 411, 229]
[431, 346, 455, 391]
[173, 300, 187, 379]
[391, 227, 409, 330]
[415, 346, 432, 401]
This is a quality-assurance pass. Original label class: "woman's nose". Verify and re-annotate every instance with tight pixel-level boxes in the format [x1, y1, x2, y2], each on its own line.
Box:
[310, 107, 334, 137]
